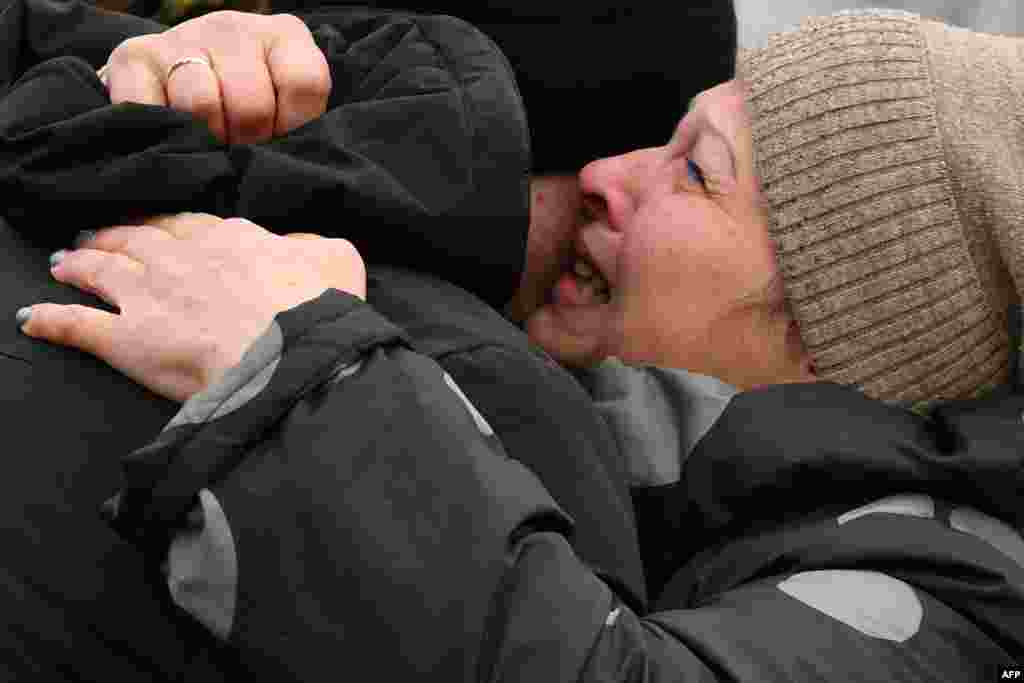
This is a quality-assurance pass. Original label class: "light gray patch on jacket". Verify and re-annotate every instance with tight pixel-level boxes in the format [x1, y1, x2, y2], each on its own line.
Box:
[950, 507, 1024, 569]
[837, 494, 935, 525]
[162, 319, 365, 431]
[778, 570, 923, 643]
[167, 489, 237, 640]
[575, 359, 738, 487]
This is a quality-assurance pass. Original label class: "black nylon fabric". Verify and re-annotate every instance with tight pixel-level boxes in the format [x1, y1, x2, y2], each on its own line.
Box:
[0, 0, 625, 678]
[14, 2, 1018, 680]
[97, 0, 740, 175]
[96, 286, 1024, 680]
[633, 378, 1024, 604]
[1, 0, 531, 314]
[266, 0, 739, 175]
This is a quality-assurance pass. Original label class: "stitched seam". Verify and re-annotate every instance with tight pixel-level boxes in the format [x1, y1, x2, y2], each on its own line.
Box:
[415, 16, 475, 187]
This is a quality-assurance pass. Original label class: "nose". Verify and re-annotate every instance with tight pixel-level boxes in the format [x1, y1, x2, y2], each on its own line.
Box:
[577, 147, 665, 230]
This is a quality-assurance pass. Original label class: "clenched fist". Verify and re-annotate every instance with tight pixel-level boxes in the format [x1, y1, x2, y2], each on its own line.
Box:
[99, 10, 331, 144]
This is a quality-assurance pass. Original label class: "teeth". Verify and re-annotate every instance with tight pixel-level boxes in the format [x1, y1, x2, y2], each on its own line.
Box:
[571, 256, 611, 304]
[573, 259, 595, 279]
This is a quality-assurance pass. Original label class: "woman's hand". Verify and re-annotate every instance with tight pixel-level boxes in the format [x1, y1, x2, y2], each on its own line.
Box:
[17, 214, 365, 403]
[100, 10, 331, 144]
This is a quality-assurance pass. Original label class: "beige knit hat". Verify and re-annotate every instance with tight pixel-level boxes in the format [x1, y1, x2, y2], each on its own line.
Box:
[736, 9, 1024, 412]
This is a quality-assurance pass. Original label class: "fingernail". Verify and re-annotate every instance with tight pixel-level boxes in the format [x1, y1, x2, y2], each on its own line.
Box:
[15, 306, 32, 331]
[74, 230, 97, 249]
[687, 96, 697, 113]
[49, 249, 68, 267]
[97, 64, 111, 89]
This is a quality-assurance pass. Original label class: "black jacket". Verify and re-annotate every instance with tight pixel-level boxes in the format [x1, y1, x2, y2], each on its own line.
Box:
[119, 0, 740, 174]
[1, 0, 1021, 680]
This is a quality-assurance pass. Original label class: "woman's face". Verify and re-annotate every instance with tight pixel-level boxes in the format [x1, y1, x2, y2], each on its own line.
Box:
[524, 80, 789, 379]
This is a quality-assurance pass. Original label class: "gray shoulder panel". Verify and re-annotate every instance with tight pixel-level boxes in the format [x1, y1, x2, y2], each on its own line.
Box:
[575, 360, 738, 487]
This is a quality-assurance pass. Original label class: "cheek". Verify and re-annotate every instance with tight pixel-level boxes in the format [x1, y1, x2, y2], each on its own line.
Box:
[616, 208, 719, 341]
[623, 204, 731, 298]
[618, 201, 777, 333]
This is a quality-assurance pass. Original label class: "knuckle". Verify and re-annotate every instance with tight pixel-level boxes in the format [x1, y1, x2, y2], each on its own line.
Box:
[338, 238, 365, 266]
[273, 13, 309, 33]
[181, 89, 221, 118]
[112, 34, 154, 59]
[185, 211, 221, 223]
[81, 258, 107, 291]
[310, 60, 332, 99]
[186, 12, 247, 47]
[107, 35, 154, 70]
[229, 98, 275, 132]
[205, 9, 246, 29]
[222, 217, 259, 236]
[282, 62, 332, 102]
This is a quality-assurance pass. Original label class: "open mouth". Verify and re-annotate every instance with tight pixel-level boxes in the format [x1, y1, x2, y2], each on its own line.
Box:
[552, 250, 611, 306]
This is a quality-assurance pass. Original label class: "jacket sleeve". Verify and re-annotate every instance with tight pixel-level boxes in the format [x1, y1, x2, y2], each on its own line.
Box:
[103, 289, 1024, 682]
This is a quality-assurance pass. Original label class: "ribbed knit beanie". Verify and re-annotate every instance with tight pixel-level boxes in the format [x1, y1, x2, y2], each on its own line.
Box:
[737, 9, 1024, 412]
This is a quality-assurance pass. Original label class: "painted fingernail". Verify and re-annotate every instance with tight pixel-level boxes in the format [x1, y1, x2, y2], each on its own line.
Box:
[687, 96, 697, 113]
[49, 250, 68, 267]
[74, 230, 97, 249]
[15, 306, 32, 331]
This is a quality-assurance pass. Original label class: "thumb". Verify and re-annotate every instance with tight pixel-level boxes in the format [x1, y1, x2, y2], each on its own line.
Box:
[19, 303, 120, 364]
[524, 302, 609, 368]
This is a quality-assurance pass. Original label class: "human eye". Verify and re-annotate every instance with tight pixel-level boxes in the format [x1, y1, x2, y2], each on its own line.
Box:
[686, 158, 707, 188]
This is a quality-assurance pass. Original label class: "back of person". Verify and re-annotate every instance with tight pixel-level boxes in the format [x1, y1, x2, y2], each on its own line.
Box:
[0, 0, 689, 675]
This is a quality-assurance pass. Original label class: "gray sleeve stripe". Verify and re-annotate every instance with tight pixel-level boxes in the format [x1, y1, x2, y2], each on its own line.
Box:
[166, 321, 285, 430]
